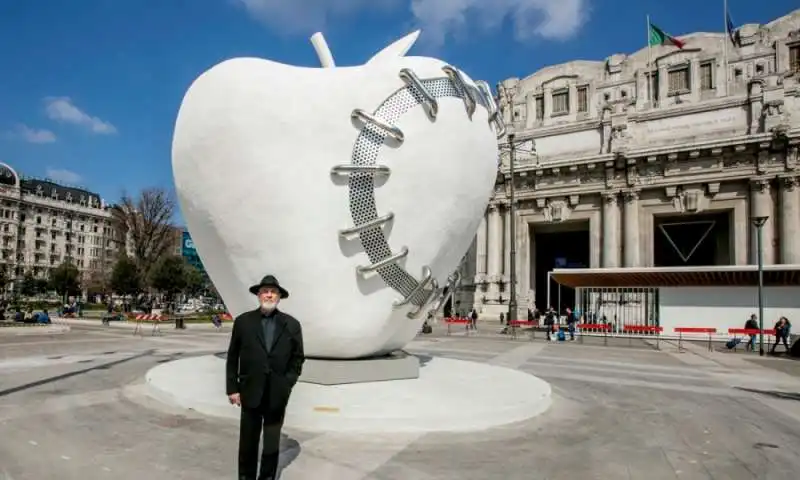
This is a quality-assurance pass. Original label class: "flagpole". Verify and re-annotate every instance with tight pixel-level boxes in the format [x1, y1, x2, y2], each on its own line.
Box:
[723, 0, 730, 94]
[647, 14, 655, 107]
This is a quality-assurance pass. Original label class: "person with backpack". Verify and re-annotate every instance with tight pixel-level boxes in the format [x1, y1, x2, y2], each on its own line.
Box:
[771, 317, 792, 354]
[744, 314, 759, 352]
[543, 306, 555, 341]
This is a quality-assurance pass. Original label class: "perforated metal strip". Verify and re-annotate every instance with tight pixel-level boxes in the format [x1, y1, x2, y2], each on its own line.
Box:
[346, 77, 490, 311]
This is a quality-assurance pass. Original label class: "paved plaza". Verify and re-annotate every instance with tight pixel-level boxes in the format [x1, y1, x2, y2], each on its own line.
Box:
[0, 321, 799, 479]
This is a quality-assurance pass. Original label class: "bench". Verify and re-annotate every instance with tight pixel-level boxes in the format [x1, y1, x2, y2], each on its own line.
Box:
[674, 327, 717, 352]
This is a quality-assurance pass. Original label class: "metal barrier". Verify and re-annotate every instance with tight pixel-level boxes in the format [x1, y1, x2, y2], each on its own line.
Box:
[727, 328, 777, 351]
[622, 325, 663, 350]
[443, 317, 471, 335]
[577, 323, 613, 346]
[674, 327, 717, 352]
[130, 314, 163, 336]
[508, 320, 536, 340]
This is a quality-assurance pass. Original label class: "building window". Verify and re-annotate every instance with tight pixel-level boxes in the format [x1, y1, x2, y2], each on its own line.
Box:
[535, 95, 544, 120]
[668, 66, 690, 94]
[646, 72, 660, 102]
[790, 45, 800, 73]
[700, 62, 714, 90]
[552, 89, 569, 114]
[576, 86, 588, 113]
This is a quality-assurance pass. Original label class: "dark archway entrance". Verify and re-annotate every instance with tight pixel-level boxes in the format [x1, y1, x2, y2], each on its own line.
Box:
[653, 211, 731, 266]
[533, 221, 590, 312]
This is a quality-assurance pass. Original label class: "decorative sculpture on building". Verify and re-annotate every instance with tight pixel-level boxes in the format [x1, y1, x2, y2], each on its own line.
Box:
[171, 31, 503, 359]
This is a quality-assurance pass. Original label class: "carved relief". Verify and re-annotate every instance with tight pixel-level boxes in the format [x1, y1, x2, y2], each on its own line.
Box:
[637, 160, 664, 185]
[750, 178, 771, 194]
[602, 191, 618, 205]
[579, 165, 605, 184]
[780, 176, 798, 192]
[787, 146, 798, 171]
[723, 154, 751, 168]
[542, 198, 571, 223]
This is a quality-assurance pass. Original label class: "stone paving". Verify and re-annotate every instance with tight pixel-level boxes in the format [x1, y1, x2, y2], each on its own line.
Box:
[0, 320, 799, 479]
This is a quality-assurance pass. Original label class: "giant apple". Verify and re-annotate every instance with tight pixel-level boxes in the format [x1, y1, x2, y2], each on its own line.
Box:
[171, 31, 502, 359]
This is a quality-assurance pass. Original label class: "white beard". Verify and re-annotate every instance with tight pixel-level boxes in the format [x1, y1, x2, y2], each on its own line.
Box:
[260, 300, 278, 312]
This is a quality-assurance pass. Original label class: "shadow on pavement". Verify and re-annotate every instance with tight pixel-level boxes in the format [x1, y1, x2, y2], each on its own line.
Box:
[0, 349, 156, 398]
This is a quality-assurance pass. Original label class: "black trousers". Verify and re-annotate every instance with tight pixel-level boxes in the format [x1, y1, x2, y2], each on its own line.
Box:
[238, 387, 285, 480]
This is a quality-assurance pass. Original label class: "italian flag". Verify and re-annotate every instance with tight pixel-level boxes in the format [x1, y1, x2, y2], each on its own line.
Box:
[649, 23, 685, 49]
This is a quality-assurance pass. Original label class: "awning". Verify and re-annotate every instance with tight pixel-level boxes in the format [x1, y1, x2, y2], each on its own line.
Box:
[550, 265, 800, 288]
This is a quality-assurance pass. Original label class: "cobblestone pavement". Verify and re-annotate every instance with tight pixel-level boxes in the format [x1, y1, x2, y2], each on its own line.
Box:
[0, 320, 799, 479]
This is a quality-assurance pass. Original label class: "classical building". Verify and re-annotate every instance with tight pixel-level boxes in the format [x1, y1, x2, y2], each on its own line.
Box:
[0, 161, 185, 295]
[454, 9, 800, 320]
[0, 162, 119, 294]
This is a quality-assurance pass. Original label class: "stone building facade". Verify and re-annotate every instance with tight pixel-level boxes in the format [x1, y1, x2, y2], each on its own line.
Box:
[455, 9, 800, 320]
[0, 161, 184, 295]
[0, 162, 119, 294]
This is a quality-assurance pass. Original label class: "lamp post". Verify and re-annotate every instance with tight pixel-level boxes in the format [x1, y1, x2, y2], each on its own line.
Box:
[507, 133, 518, 324]
[752, 215, 768, 356]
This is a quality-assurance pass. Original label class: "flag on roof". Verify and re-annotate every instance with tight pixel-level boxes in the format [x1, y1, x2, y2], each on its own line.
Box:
[649, 22, 685, 49]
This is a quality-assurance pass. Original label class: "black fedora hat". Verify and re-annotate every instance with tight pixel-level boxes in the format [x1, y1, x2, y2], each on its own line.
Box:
[248, 275, 289, 298]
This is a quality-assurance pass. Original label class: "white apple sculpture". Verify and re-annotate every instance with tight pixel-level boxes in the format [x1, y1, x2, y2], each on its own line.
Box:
[171, 31, 504, 359]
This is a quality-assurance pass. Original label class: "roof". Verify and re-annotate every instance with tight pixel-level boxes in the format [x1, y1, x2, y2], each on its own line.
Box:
[551, 265, 800, 288]
[20, 178, 102, 209]
[0, 163, 18, 186]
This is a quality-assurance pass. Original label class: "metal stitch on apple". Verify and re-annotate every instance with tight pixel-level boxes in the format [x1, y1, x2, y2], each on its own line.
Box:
[398, 68, 438, 120]
[339, 69, 495, 319]
[442, 66, 477, 119]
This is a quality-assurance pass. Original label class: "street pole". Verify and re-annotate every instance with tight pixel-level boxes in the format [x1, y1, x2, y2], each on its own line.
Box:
[507, 133, 518, 323]
[752, 216, 768, 356]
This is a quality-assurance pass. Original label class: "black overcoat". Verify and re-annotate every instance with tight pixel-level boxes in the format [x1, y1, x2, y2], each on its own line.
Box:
[225, 308, 305, 411]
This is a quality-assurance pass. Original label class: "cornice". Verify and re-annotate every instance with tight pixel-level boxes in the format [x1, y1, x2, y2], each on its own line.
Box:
[628, 97, 748, 122]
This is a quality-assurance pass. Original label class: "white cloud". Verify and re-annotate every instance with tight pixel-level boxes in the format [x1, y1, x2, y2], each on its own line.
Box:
[235, 0, 399, 34]
[43, 97, 117, 135]
[9, 124, 57, 144]
[236, 0, 588, 47]
[410, 0, 589, 47]
[45, 167, 82, 185]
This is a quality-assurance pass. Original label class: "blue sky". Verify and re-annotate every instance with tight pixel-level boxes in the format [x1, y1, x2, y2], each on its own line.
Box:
[0, 0, 795, 225]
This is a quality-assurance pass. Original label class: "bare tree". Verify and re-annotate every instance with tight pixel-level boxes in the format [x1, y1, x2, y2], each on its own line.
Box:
[110, 188, 177, 281]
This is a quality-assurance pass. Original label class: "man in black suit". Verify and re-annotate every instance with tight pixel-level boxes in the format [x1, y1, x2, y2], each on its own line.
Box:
[226, 275, 305, 480]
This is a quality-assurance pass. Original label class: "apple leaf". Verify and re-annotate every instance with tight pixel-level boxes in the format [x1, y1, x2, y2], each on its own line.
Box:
[366, 30, 421, 65]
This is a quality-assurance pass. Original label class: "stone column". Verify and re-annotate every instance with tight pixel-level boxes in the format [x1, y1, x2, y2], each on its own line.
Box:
[486, 204, 503, 298]
[780, 176, 800, 264]
[602, 192, 621, 267]
[750, 179, 775, 265]
[623, 190, 641, 267]
[516, 216, 530, 313]
[475, 213, 487, 277]
[503, 206, 511, 281]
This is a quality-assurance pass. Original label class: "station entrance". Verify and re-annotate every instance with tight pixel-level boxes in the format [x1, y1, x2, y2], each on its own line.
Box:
[533, 220, 590, 311]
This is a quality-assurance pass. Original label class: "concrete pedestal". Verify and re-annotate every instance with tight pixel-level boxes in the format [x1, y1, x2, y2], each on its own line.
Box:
[301, 351, 419, 385]
[143, 354, 552, 434]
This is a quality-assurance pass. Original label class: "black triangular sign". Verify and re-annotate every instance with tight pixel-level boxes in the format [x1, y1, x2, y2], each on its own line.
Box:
[658, 221, 715, 263]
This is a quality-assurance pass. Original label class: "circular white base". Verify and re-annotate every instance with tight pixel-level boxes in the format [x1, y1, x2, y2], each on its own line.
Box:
[144, 355, 551, 433]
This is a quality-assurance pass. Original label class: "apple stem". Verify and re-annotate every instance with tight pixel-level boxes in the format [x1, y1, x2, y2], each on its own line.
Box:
[310, 32, 336, 68]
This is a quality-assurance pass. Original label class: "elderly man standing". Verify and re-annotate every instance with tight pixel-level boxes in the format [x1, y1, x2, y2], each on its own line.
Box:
[226, 275, 305, 480]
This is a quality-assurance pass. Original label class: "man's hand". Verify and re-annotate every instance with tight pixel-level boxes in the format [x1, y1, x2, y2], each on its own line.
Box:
[228, 393, 241, 406]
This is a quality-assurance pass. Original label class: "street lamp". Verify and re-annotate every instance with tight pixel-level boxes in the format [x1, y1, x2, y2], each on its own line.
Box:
[507, 133, 518, 324]
[751, 215, 768, 356]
